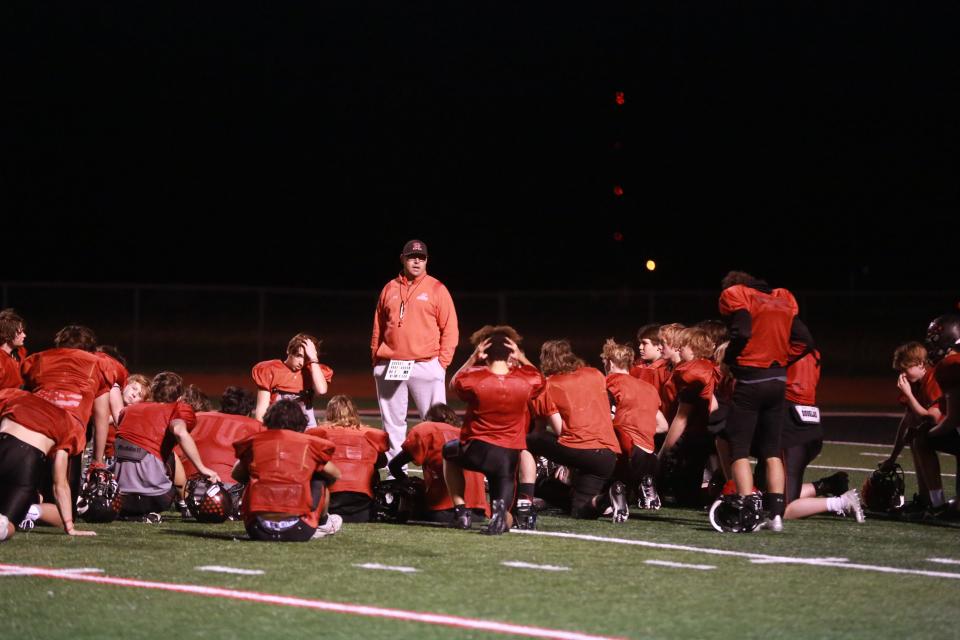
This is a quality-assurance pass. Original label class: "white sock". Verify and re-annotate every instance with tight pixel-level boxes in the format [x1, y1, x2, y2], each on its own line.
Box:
[24, 504, 41, 523]
[929, 489, 945, 508]
[826, 496, 843, 513]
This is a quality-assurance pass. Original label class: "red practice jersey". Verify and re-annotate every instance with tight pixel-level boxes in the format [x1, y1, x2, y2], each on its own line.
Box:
[0, 346, 26, 390]
[234, 430, 335, 528]
[606, 373, 660, 453]
[252, 359, 334, 406]
[629, 358, 671, 393]
[934, 353, 960, 394]
[306, 424, 389, 497]
[719, 285, 799, 369]
[95, 351, 129, 392]
[402, 421, 489, 513]
[21, 348, 113, 430]
[533, 367, 621, 453]
[117, 401, 197, 460]
[0, 388, 85, 455]
[179, 411, 265, 481]
[786, 348, 821, 406]
[670, 359, 717, 439]
[455, 364, 545, 449]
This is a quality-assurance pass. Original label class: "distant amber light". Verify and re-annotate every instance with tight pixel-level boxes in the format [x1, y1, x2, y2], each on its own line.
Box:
[646, 260, 656, 271]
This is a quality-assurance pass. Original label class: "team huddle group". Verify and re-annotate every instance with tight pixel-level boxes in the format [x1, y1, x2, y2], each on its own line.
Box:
[2, 239, 959, 542]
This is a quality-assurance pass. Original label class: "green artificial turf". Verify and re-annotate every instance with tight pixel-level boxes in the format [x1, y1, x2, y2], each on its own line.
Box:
[2, 443, 958, 640]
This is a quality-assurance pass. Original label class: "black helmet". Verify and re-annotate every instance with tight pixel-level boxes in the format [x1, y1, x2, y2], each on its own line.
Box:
[77, 467, 120, 523]
[185, 476, 236, 524]
[925, 314, 960, 363]
[861, 464, 906, 512]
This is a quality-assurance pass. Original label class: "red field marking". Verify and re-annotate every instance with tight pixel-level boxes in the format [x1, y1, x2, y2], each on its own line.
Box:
[0, 563, 625, 640]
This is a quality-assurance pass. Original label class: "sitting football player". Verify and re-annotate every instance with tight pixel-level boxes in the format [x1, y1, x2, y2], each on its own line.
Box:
[874, 342, 941, 513]
[444, 325, 545, 534]
[527, 339, 627, 522]
[232, 399, 342, 541]
[905, 315, 960, 517]
[601, 338, 668, 510]
[252, 333, 332, 427]
[388, 403, 489, 524]
[306, 395, 388, 523]
[96, 373, 152, 469]
[113, 372, 220, 520]
[656, 327, 719, 507]
[175, 386, 263, 520]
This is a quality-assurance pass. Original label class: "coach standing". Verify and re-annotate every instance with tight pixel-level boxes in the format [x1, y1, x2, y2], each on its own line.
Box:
[371, 240, 458, 462]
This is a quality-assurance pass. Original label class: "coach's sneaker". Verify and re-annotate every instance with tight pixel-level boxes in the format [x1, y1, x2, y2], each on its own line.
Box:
[512, 498, 537, 530]
[639, 475, 661, 510]
[608, 481, 629, 523]
[482, 500, 509, 535]
[812, 471, 849, 497]
[836, 489, 866, 523]
[311, 513, 343, 539]
[450, 504, 473, 530]
[143, 512, 163, 524]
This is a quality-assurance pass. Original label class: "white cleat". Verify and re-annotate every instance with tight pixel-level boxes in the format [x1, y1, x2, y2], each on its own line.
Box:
[838, 489, 866, 523]
[312, 513, 343, 539]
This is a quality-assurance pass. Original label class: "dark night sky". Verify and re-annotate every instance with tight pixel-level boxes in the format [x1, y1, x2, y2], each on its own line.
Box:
[3, 3, 958, 292]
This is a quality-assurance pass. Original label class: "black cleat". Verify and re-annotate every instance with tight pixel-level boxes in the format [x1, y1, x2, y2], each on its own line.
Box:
[608, 481, 629, 523]
[639, 475, 661, 510]
[482, 499, 509, 535]
[812, 471, 849, 497]
[512, 498, 537, 530]
[450, 505, 473, 530]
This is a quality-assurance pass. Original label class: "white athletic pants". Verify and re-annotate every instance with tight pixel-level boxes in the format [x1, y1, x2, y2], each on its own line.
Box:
[373, 357, 448, 460]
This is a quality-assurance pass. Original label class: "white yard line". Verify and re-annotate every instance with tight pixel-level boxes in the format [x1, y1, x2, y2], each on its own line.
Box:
[196, 566, 265, 576]
[644, 560, 715, 571]
[928, 558, 960, 566]
[353, 563, 419, 574]
[501, 561, 570, 572]
[511, 530, 960, 580]
[0, 563, 619, 640]
[751, 557, 848, 565]
[859, 453, 889, 457]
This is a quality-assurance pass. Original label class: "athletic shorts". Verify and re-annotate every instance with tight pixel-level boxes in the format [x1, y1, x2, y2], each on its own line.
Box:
[0, 433, 47, 524]
[724, 379, 786, 460]
[246, 515, 317, 542]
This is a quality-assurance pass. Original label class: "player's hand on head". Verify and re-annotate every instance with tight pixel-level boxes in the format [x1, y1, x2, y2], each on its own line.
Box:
[303, 339, 319, 361]
[474, 339, 491, 362]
